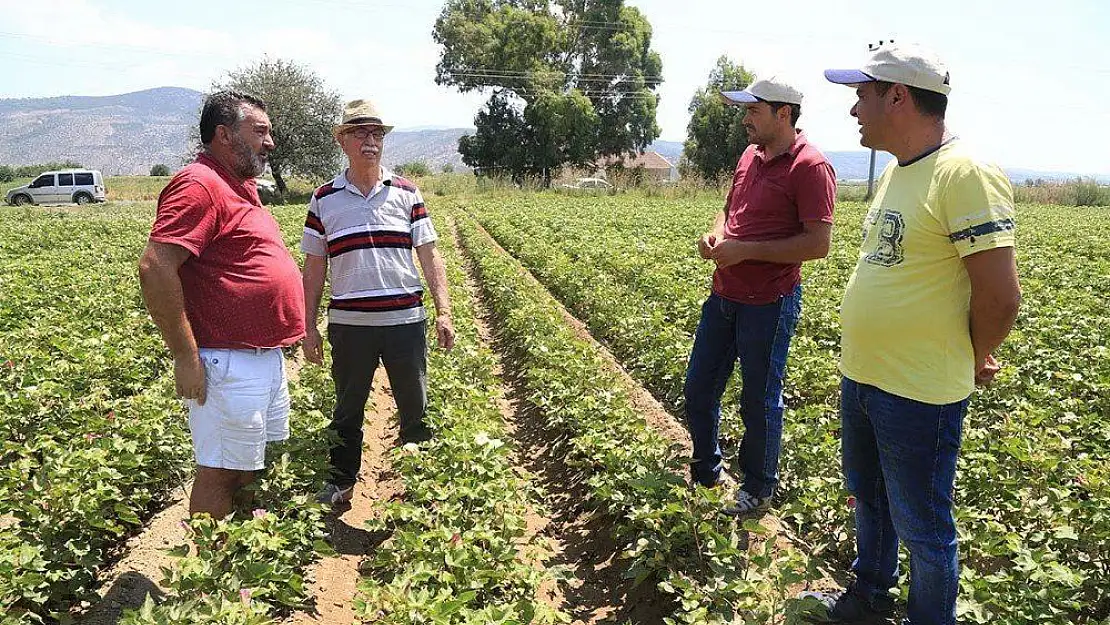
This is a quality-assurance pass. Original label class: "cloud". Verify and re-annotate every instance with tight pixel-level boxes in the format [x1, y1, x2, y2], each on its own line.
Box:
[2, 0, 237, 56]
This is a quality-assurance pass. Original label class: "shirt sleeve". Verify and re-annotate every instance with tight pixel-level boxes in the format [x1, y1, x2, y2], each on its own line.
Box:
[940, 161, 1016, 257]
[410, 188, 438, 247]
[149, 178, 218, 256]
[300, 195, 328, 257]
[723, 158, 744, 213]
[793, 161, 837, 224]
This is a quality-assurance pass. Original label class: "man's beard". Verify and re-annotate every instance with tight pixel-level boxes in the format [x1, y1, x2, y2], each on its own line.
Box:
[231, 133, 267, 179]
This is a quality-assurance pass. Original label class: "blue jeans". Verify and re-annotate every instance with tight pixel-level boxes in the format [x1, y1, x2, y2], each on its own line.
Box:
[683, 287, 801, 494]
[841, 377, 968, 625]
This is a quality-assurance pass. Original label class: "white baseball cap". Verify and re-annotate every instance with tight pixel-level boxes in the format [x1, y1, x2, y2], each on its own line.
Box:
[825, 43, 951, 95]
[721, 76, 804, 106]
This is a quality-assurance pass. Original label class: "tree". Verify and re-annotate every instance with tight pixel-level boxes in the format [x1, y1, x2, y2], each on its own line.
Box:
[13, 161, 82, 178]
[434, 0, 662, 185]
[150, 164, 170, 176]
[683, 56, 755, 182]
[441, 163, 455, 174]
[0, 165, 13, 183]
[215, 58, 342, 197]
[395, 161, 432, 177]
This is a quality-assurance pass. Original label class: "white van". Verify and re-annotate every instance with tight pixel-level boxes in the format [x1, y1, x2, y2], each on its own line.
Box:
[5, 169, 107, 206]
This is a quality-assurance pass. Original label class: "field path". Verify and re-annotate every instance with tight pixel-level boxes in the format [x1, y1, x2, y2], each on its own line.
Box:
[287, 367, 400, 625]
[75, 483, 190, 624]
[451, 219, 677, 624]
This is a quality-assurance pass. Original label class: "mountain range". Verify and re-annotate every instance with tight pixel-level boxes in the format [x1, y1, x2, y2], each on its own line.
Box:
[1, 87, 1105, 184]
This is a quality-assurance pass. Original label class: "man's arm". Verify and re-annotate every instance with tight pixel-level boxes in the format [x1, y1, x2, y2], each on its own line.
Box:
[709, 221, 833, 267]
[301, 253, 328, 364]
[137, 241, 206, 404]
[415, 242, 454, 350]
[964, 246, 1021, 384]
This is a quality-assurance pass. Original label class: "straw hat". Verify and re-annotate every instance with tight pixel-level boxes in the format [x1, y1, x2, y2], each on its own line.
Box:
[332, 99, 394, 137]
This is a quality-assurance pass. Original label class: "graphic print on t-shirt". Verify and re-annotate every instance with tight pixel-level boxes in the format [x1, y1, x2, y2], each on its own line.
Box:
[863, 207, 906, 267]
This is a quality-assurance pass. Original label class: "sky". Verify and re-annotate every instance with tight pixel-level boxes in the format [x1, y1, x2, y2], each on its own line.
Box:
[1, 0, 1107, 175]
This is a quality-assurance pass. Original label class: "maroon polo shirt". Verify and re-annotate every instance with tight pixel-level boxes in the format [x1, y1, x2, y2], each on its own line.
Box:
[149, 153, 306, 349]
[712, 131, 836, 304]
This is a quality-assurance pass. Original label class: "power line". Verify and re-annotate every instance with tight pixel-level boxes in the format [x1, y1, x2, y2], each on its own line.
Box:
[442, 68, 663, 81]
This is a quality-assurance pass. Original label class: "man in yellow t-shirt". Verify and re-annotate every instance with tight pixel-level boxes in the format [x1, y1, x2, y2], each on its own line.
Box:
[800, 44, 1022, 625]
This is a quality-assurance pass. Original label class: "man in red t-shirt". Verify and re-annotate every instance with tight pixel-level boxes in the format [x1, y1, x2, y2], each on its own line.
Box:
[138, 91, 306, 518]
[683, 77, 836, 515]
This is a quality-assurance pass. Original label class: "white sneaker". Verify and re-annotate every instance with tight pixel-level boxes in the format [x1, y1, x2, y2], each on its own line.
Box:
[722, 489, 771, 516]
[315, 483, 354, 505]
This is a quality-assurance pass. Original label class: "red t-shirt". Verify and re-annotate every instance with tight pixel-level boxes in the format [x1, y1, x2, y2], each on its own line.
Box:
[712, 132, 836, 304]
[149, 153, 305, 349]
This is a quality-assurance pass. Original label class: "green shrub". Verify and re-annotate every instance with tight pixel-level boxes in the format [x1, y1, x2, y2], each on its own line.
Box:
[395, 161, 431, 177]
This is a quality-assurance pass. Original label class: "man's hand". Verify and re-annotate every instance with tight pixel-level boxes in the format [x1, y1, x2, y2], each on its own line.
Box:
[975, 353, 1001, 386]
[697, 233, 717, 259]
[709, 239, 748, 269]
[436, 315, 455, 351]
[303, 326, 324, 365]
[174, 353, 207, 405]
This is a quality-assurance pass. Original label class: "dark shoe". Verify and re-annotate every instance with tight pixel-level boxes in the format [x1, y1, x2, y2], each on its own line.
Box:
[688, 458, 723, 489]
[399, 423, 433, 444]
[797, 584, 894, 622]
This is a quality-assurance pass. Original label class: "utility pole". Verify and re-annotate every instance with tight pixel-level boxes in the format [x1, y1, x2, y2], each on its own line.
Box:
[866, 148, 877, 200]
[864, 39, 892, 201]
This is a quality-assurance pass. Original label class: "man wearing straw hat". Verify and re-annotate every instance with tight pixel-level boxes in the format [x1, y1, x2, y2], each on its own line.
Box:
[301, 99, 454, 505]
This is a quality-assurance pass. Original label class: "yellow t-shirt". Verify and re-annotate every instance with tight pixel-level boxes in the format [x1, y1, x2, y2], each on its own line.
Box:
[839, 140, 1015, 405]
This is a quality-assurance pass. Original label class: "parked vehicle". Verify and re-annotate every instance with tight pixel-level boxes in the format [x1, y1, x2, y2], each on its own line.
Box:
[6, 169, 107, 206]
[560, 177, 613, 190]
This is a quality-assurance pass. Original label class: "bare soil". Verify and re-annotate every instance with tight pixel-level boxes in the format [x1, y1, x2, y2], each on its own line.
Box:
[287, 369, 401, 625]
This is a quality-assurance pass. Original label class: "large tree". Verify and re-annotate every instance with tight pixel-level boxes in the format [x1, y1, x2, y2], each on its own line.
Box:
[682, 56, 755, 182]
[434, 0, 662, 185]
[216, 58, 342, 197]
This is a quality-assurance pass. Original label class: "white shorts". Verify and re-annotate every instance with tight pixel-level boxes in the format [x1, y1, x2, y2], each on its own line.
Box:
[188, 347, 290, 471]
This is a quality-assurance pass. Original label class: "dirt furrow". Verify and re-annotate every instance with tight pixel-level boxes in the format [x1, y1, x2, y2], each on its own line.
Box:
[453, 219, 674, 624]
[288, 368, 400, 625]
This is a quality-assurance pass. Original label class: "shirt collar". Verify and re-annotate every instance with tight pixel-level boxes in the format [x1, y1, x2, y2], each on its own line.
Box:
[196, 152, 255, 188]
[754, 130, 808, 163]
[898, 136, 957, 168]
[333, 166, 392, 192]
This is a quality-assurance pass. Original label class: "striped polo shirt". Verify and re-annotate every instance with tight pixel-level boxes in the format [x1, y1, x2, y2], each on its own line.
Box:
[301, 167, 437, 326]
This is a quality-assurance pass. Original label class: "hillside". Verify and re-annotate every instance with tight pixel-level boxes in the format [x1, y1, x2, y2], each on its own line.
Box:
[0, 88, 1105, 184]
[0, 87, 203, 175]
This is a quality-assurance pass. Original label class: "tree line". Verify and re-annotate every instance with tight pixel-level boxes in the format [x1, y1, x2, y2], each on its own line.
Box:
[196, 0, 751, 190]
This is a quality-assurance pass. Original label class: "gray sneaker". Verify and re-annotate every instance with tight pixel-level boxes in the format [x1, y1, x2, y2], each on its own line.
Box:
[315, 483, 354, 505]
[722, 489, 772, 516]
[797, 585, 895, 622]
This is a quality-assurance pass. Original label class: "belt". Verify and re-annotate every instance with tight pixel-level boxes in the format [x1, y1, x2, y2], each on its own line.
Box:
[242, 346, 281, 355]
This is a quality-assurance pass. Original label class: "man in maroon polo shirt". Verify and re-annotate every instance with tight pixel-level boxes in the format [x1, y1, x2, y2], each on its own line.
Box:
[138, 91, 306, 518]
[683, 76, 836, 515]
